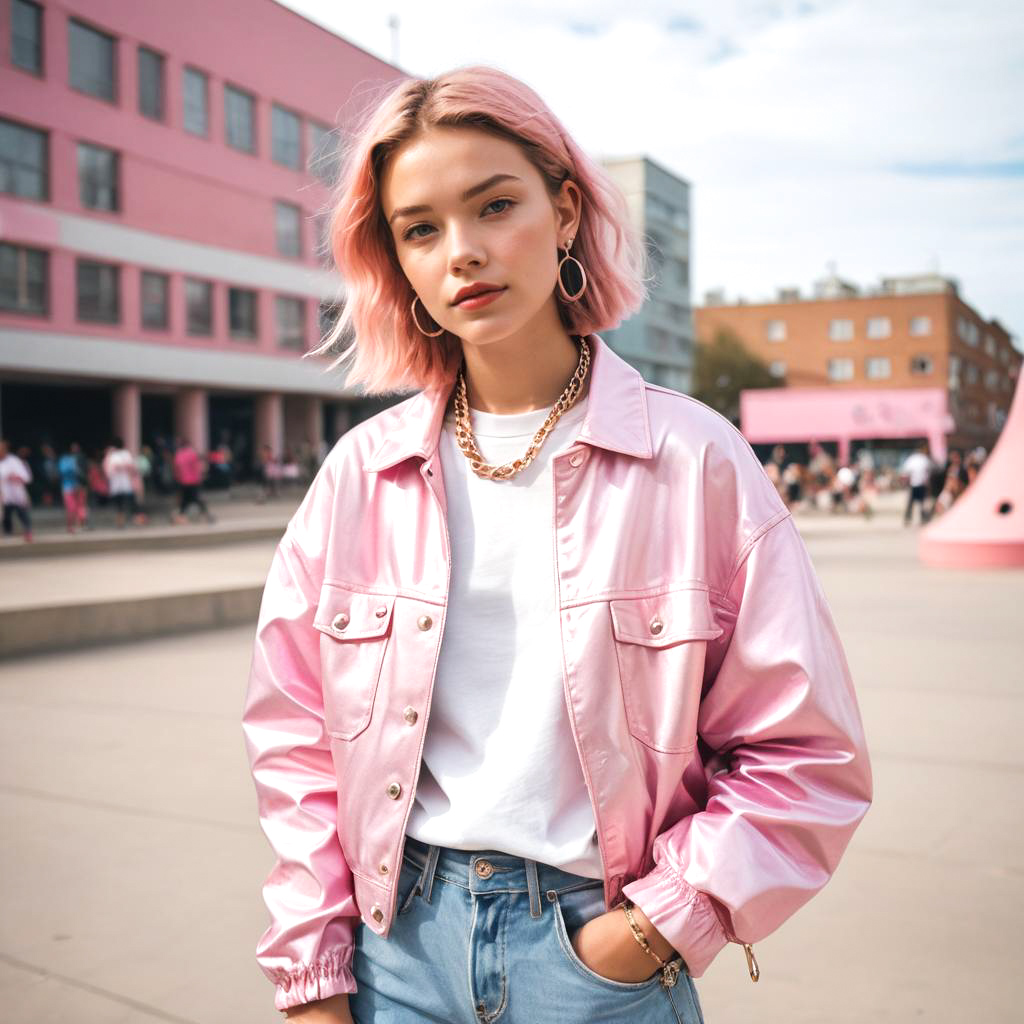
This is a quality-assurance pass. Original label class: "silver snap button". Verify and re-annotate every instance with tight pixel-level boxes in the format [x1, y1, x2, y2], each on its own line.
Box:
[370, 904, 383, 922]
[569, 451, 586, 467]
[375, 604, 388, 618]
[417, 614, 433, 631]
[379, 862, 389, 874]
[474, 859, 494, 878]
[403, 706, 418, 724]
[387, 782, 402, 799]
[649, 617, 664, 635]
[332, 612, 349, 630]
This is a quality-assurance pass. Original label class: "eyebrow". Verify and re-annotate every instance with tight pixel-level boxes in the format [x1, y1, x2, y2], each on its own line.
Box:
[388, 173, 523, 226]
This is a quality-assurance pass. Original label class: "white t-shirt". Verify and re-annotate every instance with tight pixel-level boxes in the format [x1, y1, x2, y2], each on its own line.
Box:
[901, 452, 932, 487]
[0, 454, 32, 506]
[103, 448, 136, 495]
[405, 393, 605, 879]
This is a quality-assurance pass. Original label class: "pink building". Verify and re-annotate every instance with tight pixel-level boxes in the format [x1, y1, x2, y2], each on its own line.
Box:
[0, 0, 405, 475]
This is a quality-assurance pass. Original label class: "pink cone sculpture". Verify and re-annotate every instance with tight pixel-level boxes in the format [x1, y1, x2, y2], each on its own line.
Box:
[919, 371, 1023, 568]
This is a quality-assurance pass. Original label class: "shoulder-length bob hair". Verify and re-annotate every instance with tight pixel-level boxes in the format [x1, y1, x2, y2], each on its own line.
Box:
[308, 64, 649, 397]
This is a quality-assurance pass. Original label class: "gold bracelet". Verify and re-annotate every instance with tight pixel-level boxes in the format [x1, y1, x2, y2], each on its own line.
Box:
[620, 900, 668, 968]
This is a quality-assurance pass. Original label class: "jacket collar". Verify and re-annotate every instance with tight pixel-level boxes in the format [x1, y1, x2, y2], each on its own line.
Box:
[363, 332, 653, 473]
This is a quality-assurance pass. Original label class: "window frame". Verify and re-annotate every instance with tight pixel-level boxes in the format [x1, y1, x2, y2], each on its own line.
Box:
[185, 276, 214, 336]
[0, 241, 49, 315]
[140, 269, 170, 330]
[75, 257, 121, 323]
[275, 294, 306, 349]
[183, 65, 210, 137]
[76, 139, 120, 212]
[224, 82, 257, 154]
[274, 200, 302, 259]
[11, 0, 44, 76]
[68, 16, 117, 104]
[828, 318, 854, 342]
[137, 44, 166, 122]
[228, 285, 259, 340]
[0, 115, 49, 201]
[271, 102, 303, 169]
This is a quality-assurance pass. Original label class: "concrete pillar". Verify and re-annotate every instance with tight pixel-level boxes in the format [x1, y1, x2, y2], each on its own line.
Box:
[174, 388, 209, 452]
[255, 392, 284, 457]
[112, 382, 141, 452]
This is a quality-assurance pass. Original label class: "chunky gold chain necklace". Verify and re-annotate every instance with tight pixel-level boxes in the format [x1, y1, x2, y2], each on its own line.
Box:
[452, 336, 591, 480]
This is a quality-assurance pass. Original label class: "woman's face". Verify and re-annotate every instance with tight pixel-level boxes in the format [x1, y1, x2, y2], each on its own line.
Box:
[380, 125, 580, 348]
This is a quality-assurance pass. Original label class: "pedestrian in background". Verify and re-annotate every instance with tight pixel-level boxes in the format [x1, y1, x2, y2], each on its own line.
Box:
[103, 437, 148, 528]
[899, 440, 933, 526]
[58, 441, 90, 533]
[0, 438, 33, 542]
[171, 437, 215, 525]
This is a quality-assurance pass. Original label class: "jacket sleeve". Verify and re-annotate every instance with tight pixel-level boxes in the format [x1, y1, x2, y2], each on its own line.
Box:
[240, 460, 360, 1011]
[621, 510, 873, 979]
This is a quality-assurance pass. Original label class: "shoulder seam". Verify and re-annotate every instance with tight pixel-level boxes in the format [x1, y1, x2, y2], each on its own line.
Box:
[723, 508, 793, 595]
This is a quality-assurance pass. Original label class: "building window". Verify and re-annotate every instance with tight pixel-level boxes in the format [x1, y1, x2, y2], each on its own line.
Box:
[865, 356, 891, 379]
[272, 103, 302, 169]
[183, 66, 209, 136]
[225, 83, 256, 153]
[909, 315, 931, 336]
[185, 277, 213, 335]
[275, 200, 302, 258]
[77, 141, 119, 211]
[999, 347, 1009, 365]
[307, 120, 340, 186]
[948, 354, 960, 389]
[984, 368, 1000, 391]
[11, 0, 43, 75]
[910, 354, 933, 376]
[768, 360, 787, 379]
[140, 271, 169, 329]
[76, 259, 119, 322]
[68, 18, 116, 103]
[668, 256, 689, 287]
[764, 319, 786, 342]
[866, 316, 891, 339]
[827, 357, 854, 381]
[984, 334, 997, 357]
[957, 315, 979, 346]
[0, 242, 48, 314]
[228, 286, 258, 339]
[964, 361, 979, 386]
[829, 318, 854, 341]
[137, 46, 165, 121]
[0, 116, 48, 200]
[276, 296, 306, 349]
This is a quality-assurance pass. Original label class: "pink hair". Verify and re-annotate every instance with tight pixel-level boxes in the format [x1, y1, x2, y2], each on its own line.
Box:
[307, 65, 649, 397]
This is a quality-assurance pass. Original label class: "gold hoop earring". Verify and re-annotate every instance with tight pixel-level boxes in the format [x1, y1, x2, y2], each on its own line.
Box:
[557, 237, 587, 302]
[411, 295, 444, 337]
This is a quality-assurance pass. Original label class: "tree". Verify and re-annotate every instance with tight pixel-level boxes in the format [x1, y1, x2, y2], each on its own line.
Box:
[692, 327, 782, 425]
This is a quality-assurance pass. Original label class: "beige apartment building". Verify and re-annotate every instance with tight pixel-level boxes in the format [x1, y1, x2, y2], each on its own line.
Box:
[695, 272, 1021, 453]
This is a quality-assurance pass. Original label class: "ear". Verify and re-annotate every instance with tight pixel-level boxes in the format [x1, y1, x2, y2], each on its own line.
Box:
[552, 178, 582, 243]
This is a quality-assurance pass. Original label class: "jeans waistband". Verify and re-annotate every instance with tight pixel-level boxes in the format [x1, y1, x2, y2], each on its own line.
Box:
[402, 834, 606, 920]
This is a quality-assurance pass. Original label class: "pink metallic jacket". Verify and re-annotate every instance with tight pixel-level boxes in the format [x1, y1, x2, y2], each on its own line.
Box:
[241, 333, 873, 1011]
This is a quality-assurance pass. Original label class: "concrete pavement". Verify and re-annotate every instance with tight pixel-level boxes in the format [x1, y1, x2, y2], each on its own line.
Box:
[0, 501, 1021, 1021]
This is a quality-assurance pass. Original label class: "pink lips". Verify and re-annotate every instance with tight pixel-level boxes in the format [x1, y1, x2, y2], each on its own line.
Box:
[455, 287, 507, 310]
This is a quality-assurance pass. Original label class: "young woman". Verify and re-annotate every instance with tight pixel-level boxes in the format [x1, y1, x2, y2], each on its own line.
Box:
[242, 66, 873, 1023]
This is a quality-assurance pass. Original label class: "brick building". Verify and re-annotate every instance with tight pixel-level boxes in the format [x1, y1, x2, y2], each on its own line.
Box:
[695, 272, 1021, 462]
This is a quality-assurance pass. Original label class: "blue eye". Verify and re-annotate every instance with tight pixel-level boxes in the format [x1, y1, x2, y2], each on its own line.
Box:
[403, 223, 433, 241]
[401, 198, 515, 242]
[485, 198, 514, 215]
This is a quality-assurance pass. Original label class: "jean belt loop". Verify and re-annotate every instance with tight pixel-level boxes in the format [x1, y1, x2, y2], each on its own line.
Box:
[420, 844, 441, 904]
[525, 857, 543, 918]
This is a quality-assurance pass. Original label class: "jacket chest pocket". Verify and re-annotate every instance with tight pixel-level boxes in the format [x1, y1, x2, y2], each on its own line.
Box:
[609, 586, 724, 754]
[313, 585, 395, 741]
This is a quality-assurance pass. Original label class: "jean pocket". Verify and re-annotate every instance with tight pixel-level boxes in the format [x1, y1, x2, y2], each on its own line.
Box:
[548, 884, 664, 993]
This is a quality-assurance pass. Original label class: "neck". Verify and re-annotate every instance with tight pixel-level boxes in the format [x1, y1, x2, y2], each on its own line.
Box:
[457, 305, 590, 414]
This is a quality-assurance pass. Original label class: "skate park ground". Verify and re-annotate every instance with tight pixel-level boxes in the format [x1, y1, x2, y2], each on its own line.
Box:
[0, 489, 1020, 1022]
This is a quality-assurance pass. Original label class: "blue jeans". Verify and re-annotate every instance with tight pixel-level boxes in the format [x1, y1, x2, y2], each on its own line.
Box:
[350, 834, 705, 1023]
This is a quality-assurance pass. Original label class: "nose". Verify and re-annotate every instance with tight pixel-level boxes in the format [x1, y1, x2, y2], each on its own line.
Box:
[446, 222, 486, 276]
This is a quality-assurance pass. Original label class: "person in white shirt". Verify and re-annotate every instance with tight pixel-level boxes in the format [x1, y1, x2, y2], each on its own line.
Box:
[102, 437, 148, 528]
[0, 438, 33, 542]
[899, 441, 933, 526]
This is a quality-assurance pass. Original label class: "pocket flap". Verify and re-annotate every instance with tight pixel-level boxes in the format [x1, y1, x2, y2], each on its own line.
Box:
[314, 585, 395, 640]
[610, 586, 723, 646]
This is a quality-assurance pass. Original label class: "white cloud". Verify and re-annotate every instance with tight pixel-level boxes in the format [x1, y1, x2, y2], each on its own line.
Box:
[277, 0, 1024, 341]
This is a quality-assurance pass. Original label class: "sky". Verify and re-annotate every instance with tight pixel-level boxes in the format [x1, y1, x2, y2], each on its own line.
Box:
[277, 0, 1024, 346]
